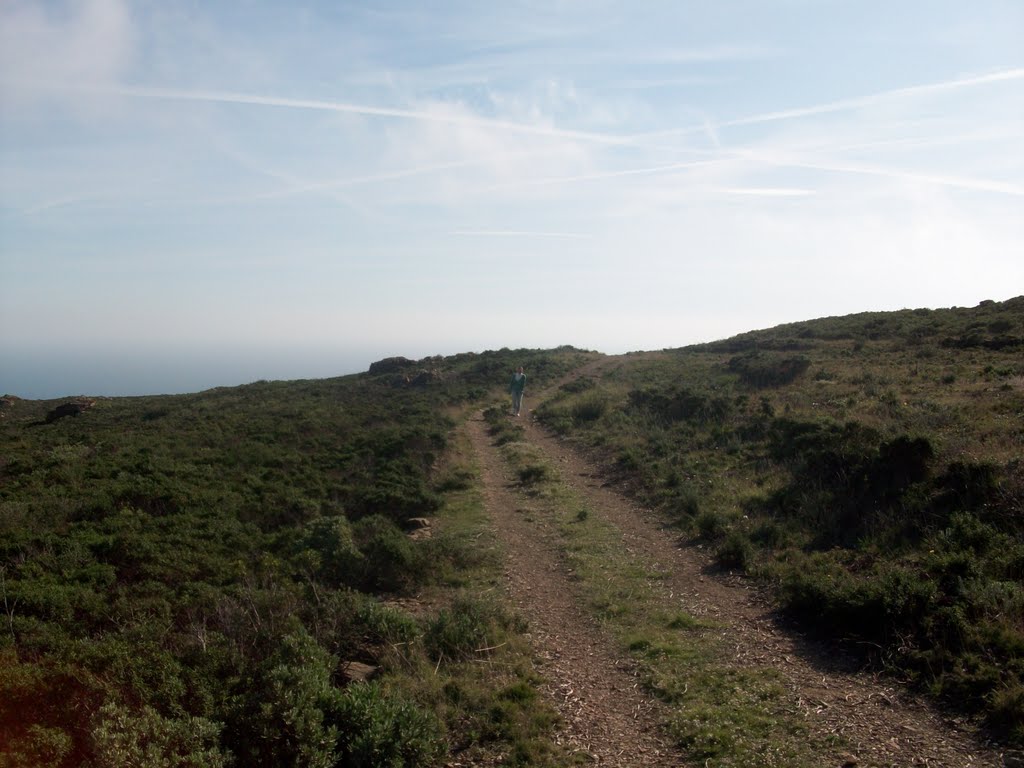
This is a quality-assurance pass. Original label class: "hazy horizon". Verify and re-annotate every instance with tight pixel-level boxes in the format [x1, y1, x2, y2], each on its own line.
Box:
[5, 292, 1020, 400]
[3, 1, 1022, 394]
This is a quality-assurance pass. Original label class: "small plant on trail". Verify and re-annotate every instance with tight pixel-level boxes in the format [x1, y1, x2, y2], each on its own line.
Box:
[517, 464, 550, 486]
[715, 531, 754, 572]
[424, 596, 521, 663]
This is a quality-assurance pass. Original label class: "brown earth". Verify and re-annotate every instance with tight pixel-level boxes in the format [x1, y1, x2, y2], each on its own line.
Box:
[462, 361, 1009, 768]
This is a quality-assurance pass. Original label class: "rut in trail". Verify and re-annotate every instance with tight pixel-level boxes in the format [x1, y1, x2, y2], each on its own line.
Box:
[465, 412, 685, 767]
[470, 359, 1004, 768]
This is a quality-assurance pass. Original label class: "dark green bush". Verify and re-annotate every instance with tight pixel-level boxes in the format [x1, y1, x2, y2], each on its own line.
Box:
[90, 702, 229, 768]
[570, 394, 608, 423]
[424, 596, 518, 663]
[715, 531, 754, 572]
[297, 516, 363, 588]
[225, 627, 340, 768]
[628, 387, 732, 425]
[728, 353, 810, 388]
[777, 556, 937, 648]
[351, 516, 421, 593]
[696, 510, 726, 540]
[517, 464, 550, 486]
[333, 682, 444, 768]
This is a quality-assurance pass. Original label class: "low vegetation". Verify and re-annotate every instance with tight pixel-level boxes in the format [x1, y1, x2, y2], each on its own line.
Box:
[536, 297, 1024, 745]
[0, 347, 594, 767]
[3, 296, 1022, 763]
[492, 430, 832, 766]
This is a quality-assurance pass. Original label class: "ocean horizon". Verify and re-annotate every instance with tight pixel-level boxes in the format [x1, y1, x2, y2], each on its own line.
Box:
[0, 346, 387, 400]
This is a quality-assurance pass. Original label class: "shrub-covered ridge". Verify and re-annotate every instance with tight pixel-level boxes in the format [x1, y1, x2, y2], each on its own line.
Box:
[535, 298, 1024, 745]
[0, 347, 595, 767]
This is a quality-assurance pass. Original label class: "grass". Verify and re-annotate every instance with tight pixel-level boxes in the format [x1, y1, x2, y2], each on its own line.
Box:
[0, 347, 597, 767]
[386, 424, 575, 766]
[493, 425, 835, 766]
[532, 297, 1024, 745]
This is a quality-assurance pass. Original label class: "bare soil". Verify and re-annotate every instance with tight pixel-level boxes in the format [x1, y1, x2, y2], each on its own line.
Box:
[463, 362, 1009, 768]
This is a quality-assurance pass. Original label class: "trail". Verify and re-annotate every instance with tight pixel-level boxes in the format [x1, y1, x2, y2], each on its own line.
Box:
[465, 411, 683, 766]
[465, 358, 1006, 768]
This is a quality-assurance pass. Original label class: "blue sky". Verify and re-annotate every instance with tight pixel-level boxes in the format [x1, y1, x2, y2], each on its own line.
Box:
[2, 1, 1022, 397]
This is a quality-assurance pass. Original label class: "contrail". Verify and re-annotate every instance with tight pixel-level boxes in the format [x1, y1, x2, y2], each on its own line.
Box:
[31, 81, 636, 147]
[726, 187, 816, 197]
[633, 67, 1024, 140]
[477, 158, 729, 192]
[741, 149, 1024, 197]
[452, 229, 592, 239]
[723, 68, 1024, 128]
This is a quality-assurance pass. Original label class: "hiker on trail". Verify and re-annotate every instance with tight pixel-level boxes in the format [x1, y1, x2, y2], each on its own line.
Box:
[509, 366, 526, 416]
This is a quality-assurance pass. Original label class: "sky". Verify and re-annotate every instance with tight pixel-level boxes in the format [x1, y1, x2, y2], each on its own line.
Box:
[1, 1, 1022, 398]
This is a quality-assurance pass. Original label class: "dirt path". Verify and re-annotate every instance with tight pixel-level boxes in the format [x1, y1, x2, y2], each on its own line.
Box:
[466, 412, 685, 766]
[466, 360, 1007, 768]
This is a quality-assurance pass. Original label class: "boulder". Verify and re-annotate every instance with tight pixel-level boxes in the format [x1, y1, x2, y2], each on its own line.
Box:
[45, 400, 95, 424]
[340, 661, 378, 684]
[403, 517, 432, 540]
[368, 356, 414, 375]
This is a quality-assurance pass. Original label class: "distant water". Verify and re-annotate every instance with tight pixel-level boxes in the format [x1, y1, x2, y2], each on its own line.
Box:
[0, 346, 380, 400]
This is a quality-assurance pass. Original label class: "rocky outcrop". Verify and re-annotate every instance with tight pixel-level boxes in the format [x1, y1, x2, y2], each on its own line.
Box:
[45, 399, 95, 424]
[368, 356, 414, 375]
[406, 369, 442, 387]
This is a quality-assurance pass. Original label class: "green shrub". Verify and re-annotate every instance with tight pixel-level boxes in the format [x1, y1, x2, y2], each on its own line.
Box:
[356, 599, 420, 646]
[696, 510, 726, 540]
[352, 516, 421, 593]
[559, 377, 596, 394]
[665, 487, 701, 524]
[534, 403, 573, 435]
[424, 596, 518, 663]
[484, 406, 525, 445]
[989, 683, 1024, 744]
[728, 353, 810, 388]
[333, 682, 444, 768]
[570, 394, 608, 423]
[227, 627, 340, 768]
[434, 467, 474, 493]
[517, 464, 550, 486]
[628, 387, 732, 425]
[777, 556, 936, 648]
[91, 702, 229, 768]
[716, 531, 754, 572]
[298, 516, 363, 587]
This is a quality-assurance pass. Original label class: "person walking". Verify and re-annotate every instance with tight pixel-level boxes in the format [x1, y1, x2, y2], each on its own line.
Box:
[509, 366, 527, 416]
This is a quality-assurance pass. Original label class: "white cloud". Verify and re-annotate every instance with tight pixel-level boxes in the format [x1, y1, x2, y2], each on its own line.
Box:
[0, 0, 135, 103]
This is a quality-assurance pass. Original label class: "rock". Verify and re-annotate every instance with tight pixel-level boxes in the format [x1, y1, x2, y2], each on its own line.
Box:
[407, 369, 442, 387]
[45, 400, 95, 424]
[340, 661, 378, 684]
[403, 517, 432, 540]
[368, 356, 414, 375]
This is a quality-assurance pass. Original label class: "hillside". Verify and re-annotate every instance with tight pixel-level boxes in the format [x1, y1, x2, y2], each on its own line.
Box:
[534, 297, 1024, 747]
[1, 297, 1021, 766]
[0, 348, 597, 767]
